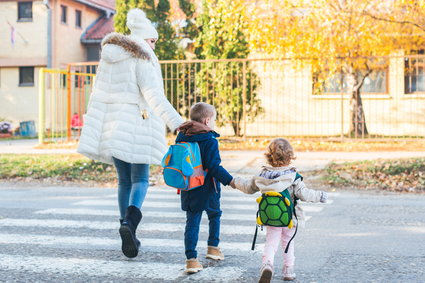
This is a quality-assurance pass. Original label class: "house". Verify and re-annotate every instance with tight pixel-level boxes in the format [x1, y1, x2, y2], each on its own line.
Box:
[0, 0, 115, 127]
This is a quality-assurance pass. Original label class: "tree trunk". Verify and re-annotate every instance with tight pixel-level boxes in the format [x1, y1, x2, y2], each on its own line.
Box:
[346, 72, 369, 137]
[232, 120, 241, 137]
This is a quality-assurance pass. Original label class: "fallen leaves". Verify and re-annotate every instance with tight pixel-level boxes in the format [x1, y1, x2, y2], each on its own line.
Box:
[323, 158, 425, 193]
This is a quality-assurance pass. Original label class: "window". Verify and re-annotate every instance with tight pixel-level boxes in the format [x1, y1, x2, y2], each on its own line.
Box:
[86, 45, 100, 61]
[362, 71, 387, 93]
[314, 69, 388, 94]
[61, 5, 67, 24]
[405, 50, 425, 93]
[19, 67, 34, 86]
[75, 10, 82, 28]
[61, 74, 67, 88]
[18, 2, 32, 21]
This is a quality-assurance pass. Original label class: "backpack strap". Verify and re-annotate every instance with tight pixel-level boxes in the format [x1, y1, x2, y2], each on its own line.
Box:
[251, 225, 259, 251]
[161, 147, 173, 167]
[295, 172, 303, 181]
[284, 196, 299, 253]
[251, 210, 261, 250]
[177, 143, 194, 176]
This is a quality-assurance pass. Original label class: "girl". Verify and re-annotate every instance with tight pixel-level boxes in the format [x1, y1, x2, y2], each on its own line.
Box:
[232, 138, 328, 282]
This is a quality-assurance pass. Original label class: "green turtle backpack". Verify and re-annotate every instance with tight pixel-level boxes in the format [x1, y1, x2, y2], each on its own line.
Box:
[256, 190, 295, 228]
[251, 189, 298, 253]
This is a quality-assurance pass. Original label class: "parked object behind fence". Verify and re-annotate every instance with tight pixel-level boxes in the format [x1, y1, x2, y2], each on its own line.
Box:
[20, 121, 36, 137]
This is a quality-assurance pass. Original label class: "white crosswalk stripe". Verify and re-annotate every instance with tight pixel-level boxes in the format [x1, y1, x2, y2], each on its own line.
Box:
[0, 218, 257, 235]
[105, 192, 259, 203]
[35, 208, 255, 221]
[0, 233, 264, 252]
[0, 187, 332, 282]
[71, 199, 326, 212]
[0, 254, 246, 281]
[73, 199, 260, 210]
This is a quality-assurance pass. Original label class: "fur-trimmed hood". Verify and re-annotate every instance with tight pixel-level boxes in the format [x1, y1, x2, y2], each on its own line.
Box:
[100, 32, 150, 63]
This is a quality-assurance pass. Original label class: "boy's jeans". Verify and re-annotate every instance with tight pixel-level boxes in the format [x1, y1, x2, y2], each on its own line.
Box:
[112, 157, 149, 219]
[184, 196, 221, 259]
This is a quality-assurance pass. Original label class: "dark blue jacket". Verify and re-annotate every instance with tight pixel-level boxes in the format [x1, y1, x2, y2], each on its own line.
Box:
[176, 131, 233, 212]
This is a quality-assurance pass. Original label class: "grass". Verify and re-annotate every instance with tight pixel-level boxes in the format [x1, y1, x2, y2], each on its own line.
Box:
[0, 154, 116, 185]
[1, 153, 424, 193]
[0, 154, 166, 186]
[0, 136, 38, 140]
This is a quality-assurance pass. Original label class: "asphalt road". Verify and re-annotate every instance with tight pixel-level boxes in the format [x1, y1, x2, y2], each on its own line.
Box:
[1, 139, 424, 282]
[0, 183, 424, 283]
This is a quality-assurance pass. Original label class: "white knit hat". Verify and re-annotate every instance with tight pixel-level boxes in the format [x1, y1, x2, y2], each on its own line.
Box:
[126, 8, 158, 40]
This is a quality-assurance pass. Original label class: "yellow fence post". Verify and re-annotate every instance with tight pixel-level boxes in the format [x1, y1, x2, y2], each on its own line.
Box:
[242, 60, 247, 140]
[38, 68, 45, 144]
[67, 64, 72, 141]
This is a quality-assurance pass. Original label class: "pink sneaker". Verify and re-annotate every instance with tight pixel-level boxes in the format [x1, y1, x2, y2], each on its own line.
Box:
[258, 262, 273, 283]
[283, 265, 296, 281]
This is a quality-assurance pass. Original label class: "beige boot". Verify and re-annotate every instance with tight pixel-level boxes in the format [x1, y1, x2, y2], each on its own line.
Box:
[206, 246, 225, 260]
[185, 258, 203, 274]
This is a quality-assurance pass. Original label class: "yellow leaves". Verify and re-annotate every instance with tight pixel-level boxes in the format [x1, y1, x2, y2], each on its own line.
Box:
[246, 0, 425, 60]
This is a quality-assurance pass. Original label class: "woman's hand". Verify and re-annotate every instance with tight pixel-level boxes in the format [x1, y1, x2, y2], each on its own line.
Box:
[229, 178, 240, 189]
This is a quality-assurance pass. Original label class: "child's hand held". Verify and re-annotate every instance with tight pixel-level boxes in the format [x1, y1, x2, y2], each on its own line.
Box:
[320, 191, 328, 203]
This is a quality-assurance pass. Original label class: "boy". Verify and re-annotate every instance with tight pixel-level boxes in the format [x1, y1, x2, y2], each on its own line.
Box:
[176, 102, 235, 273]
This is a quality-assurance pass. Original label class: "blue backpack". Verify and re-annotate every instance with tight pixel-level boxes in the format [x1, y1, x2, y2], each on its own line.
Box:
[161, 142, 206, 191]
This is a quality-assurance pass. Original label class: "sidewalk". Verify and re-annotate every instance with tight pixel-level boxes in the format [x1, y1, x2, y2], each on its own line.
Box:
[222, 150, 425, 174]
[1, 139, 425, 174]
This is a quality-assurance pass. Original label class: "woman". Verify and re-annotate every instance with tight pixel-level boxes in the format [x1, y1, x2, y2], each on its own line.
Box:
[77, 8, 183, 258]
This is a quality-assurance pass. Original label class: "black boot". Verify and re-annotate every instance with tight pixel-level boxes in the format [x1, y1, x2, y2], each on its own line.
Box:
[119, 205, 142, 258]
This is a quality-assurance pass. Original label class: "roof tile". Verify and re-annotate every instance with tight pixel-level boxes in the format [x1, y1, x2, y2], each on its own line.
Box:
[85, 0, 115, 10]
[82, 16, 114, 41]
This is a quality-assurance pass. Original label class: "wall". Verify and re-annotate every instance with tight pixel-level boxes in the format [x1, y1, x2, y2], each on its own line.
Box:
[0, 0, 103, 127]
[0, 1, 47, 126]
[0, 1, 47, 64]
[52, 0, 100, 68]
[239, 57, 425, 138]
[0, 66, 42, 124]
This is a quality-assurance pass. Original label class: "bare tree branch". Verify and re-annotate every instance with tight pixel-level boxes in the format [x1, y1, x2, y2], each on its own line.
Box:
[364, 11, 425, 32]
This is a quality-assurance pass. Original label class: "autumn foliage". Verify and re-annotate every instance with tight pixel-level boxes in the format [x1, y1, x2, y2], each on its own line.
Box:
[247, 0, 425, 136]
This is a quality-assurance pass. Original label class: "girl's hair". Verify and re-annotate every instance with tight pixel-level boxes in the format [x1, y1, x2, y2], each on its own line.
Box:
[265, 138, 296, 167]
[190, 102, 216, 123]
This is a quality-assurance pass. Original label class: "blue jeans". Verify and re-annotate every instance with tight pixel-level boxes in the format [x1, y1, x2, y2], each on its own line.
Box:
[112, 157, 149, 219]
[184, 195, 222, 259]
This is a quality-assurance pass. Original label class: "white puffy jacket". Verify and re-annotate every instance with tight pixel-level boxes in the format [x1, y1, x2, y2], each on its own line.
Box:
[77, 33, 183, 165]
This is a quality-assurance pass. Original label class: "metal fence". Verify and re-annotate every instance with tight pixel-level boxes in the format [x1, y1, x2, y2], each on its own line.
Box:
[38, 57, 425, 143]
[38, 67, 95, 143]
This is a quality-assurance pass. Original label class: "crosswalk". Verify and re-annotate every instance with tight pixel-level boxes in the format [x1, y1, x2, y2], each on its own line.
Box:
[0, 186, 332, 282]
